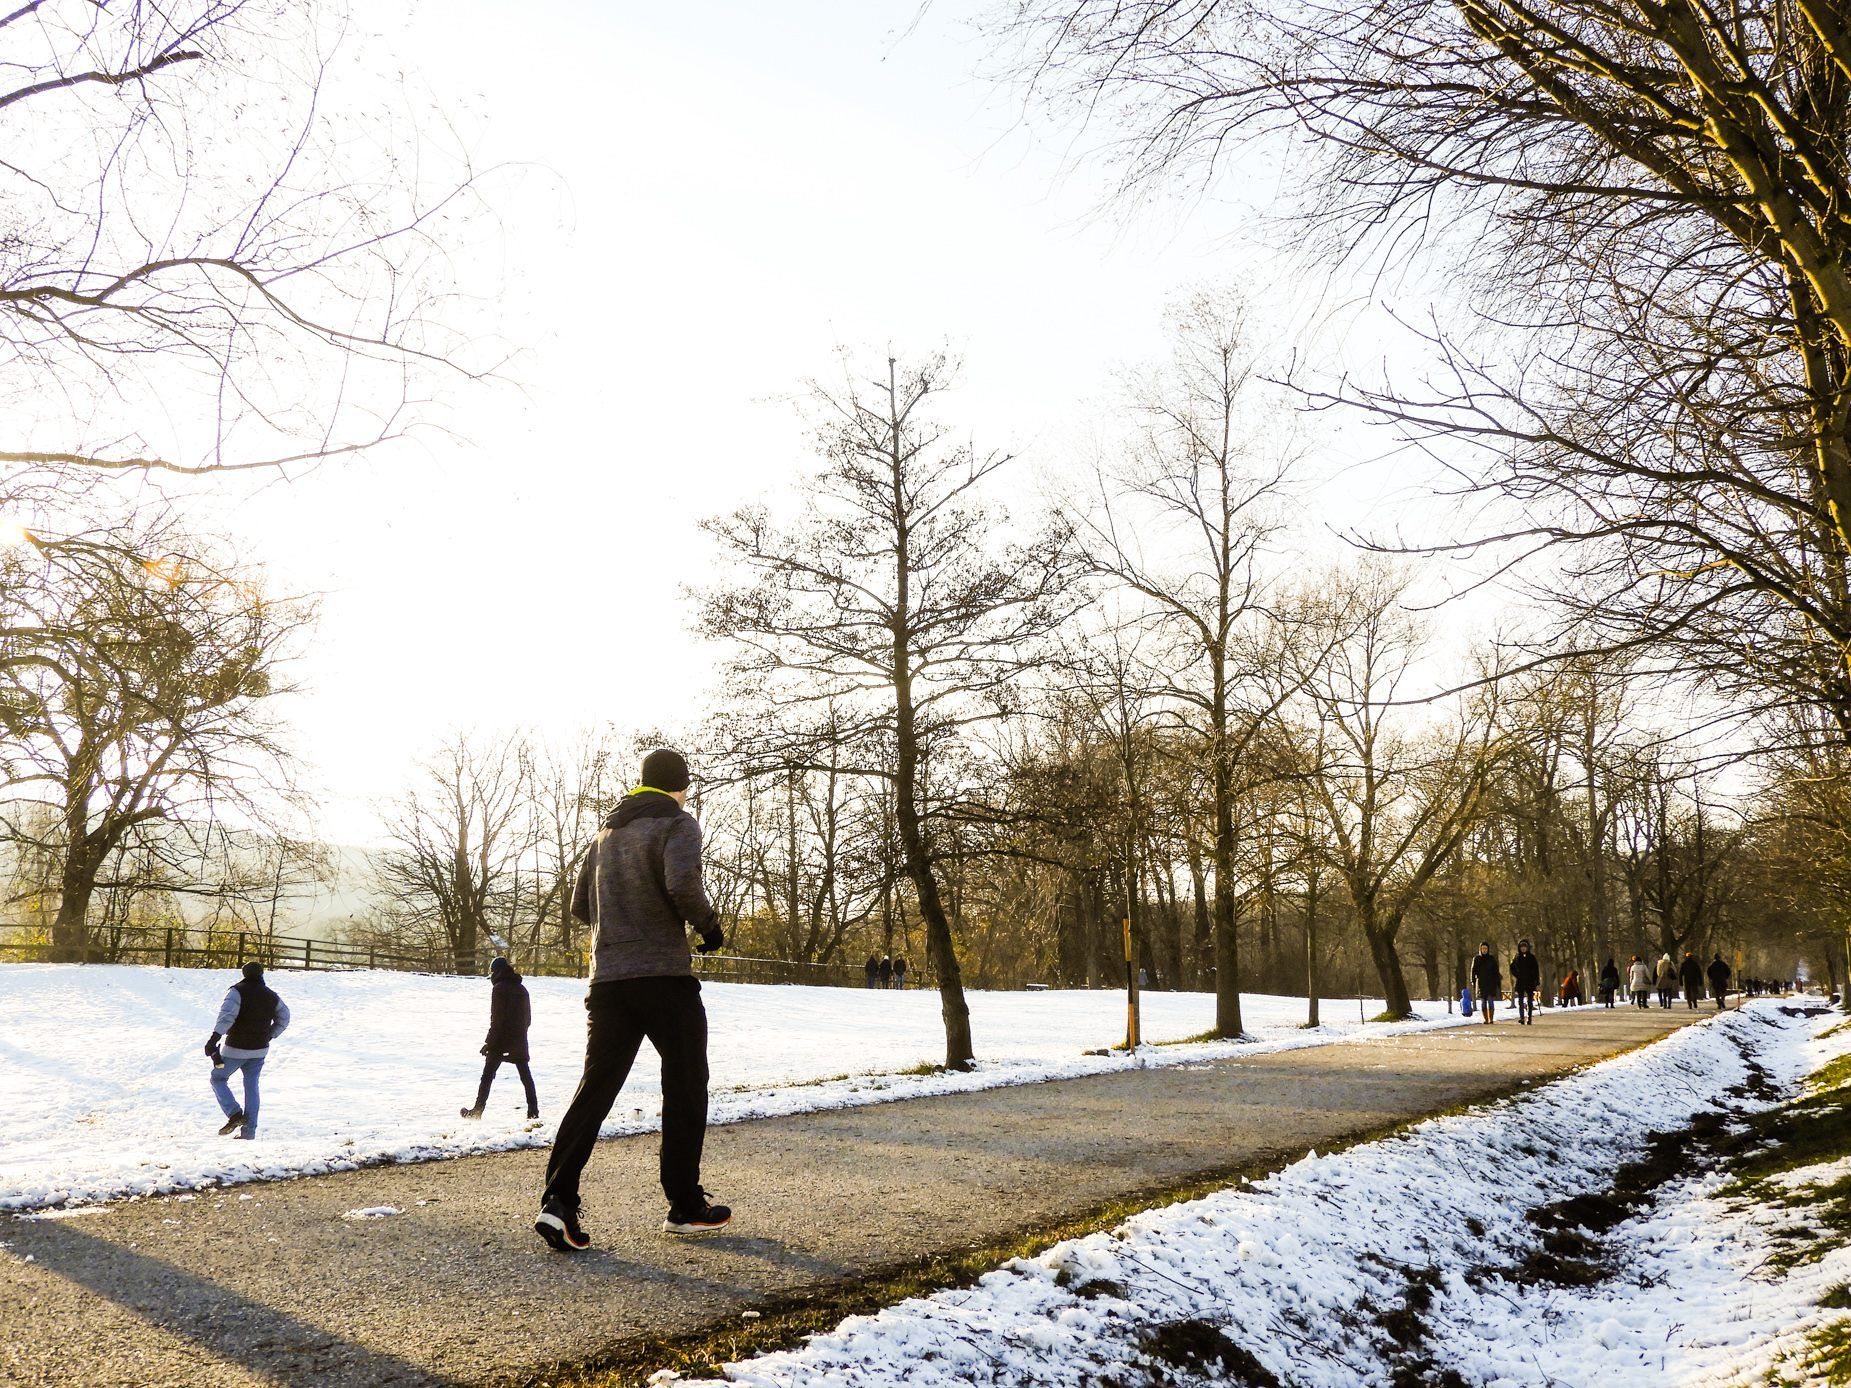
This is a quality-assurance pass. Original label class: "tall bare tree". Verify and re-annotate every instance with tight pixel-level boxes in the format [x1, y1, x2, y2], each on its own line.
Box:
[1071, 291, 1297, 1035]
[702, 351, 1079, 1068]
[1290, 565, 1503, 1016]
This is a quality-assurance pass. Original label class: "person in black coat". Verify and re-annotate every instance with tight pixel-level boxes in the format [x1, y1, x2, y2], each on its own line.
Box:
[1470, 942, 1501, 1024]
[1509, 939, 1541, 1025]
[1679, 951, 1706, 1011]
[1707, 954, 1733, 1009]
[462, 957, 538, 1120]
[878, 955, 893, 988]
[1598, 957, 1621, 1008]
[864, 955, 880, 989]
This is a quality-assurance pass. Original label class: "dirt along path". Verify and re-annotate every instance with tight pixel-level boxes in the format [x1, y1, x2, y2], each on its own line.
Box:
[1, 1002, 1709, 1386]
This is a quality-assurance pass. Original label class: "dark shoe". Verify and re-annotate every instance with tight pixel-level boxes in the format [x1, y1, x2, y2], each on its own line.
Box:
[218, 1112, 246, 1136]
[663, 1191, 731, 1236]
[526, 1110, 540, 1121]
[460, 1106, 482, 1120]
[535, 1198, 589, 1252]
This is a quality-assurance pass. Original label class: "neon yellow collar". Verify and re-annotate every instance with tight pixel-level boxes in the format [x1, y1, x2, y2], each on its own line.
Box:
[631, 785, 678, 799]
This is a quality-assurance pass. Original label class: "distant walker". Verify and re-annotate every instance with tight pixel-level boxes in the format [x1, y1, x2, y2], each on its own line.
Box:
[462, 956, 538, 1121]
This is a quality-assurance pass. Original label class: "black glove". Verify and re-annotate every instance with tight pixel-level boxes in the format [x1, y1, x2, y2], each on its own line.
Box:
[697, 925, 724, 955]
[479, 1043, 491, 1057]
[205, 1033, 222, 1060]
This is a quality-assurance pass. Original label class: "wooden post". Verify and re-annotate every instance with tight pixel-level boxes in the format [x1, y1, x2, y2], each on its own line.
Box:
[303, 939, 313, 970]
[1124, 916, 1140, 1049]
[164, 927, 174, 970]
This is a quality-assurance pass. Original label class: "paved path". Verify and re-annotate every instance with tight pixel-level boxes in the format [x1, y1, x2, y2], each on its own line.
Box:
[1, 1005, 1708, 1386]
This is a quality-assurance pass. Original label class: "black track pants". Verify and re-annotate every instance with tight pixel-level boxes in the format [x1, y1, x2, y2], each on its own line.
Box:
[543, 976, 708, 1211]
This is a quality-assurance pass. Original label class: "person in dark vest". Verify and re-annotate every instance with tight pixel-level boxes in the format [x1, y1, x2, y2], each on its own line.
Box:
[204, 962, 290, 1140]
[1707, 953, 1733, 1009]
[462, 957, 538, 1120]
[893, 956, 907, 989]
[1509, 939, 1541, 1024]
[535, 749, 731, 1253]
[878, 955, 893, 988]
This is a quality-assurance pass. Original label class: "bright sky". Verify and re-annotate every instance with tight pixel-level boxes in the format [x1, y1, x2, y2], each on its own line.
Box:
[161, 0, 1470, 844]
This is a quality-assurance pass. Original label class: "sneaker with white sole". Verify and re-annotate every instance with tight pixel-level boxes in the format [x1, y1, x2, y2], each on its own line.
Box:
[662, 1191, 731, 1236]
[534, 1198, 590, 1252]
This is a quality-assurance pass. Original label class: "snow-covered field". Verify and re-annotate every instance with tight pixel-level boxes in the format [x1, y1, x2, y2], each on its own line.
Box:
[0, 964, 1461, 1213]
[676, 999, 1841, 1388]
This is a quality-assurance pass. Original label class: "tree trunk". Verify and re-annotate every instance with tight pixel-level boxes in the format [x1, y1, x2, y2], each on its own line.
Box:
[51, 874, 95, 962]
[454, 911, 479, 975]
[1188, 846, 1210, 988]
[893, 685, 973, 1068]
[51, 831, 106, 962]
[1362, 904, 1415, 1019]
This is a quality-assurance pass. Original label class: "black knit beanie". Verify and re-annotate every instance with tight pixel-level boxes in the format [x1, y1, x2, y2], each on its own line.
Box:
[242, 962, 264, 982]
[641, 748, 691, 793]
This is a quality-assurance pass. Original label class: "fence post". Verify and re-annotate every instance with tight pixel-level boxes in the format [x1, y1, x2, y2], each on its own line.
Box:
[303, 939, 313, 970]
[236, 933, 246, 968]
[368, 947, 376, 971]
[164, 927, 174, 970]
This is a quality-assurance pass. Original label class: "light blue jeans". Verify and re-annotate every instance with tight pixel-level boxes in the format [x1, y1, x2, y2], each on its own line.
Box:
[210, 1054, 265, 1136]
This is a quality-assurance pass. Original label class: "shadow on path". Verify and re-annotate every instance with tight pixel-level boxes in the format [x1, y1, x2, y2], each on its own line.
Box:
[15, 1220, 451, 1386]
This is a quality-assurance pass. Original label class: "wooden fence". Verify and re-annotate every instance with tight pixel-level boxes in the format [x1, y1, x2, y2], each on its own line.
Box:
[0, 923, 891, 989]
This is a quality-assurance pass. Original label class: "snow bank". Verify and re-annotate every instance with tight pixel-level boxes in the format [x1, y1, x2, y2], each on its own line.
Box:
[672, 1000, 1831, 1388]
[0, 964, 1460, 1212]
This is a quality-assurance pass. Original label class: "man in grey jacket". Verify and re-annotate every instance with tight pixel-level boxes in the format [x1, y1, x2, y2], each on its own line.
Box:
[535, 749, 731, 1252]
[204, 962, 290, 1140]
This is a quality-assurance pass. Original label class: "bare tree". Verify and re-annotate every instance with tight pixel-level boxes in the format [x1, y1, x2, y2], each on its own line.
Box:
[1290, 565, 1503, 1017]
[376, 732, 532, 975]
[0, 515, 312, 958]
[0, 0, 492, 484]
[702, 351, 1079, 1068]
[1070, 290, 1298, 1035]
[522, 730, 623, 957]
[998, 0, 1851, 753]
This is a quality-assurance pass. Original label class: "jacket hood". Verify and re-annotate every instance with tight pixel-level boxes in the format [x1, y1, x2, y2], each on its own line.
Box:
[492, 964, 522, 983]
[607, 789, 682, 830]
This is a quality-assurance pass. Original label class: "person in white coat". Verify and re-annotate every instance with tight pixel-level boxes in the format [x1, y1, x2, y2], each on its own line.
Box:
[1627, 955, 1652, 1010]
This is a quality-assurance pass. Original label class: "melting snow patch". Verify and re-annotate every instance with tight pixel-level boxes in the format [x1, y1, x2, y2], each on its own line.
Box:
[12, 1205, 110, 1221]
[340, 1205, 402, 1221]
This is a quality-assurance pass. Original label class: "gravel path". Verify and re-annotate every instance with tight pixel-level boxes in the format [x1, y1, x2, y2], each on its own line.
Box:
[0, 1003, 1707, 1386]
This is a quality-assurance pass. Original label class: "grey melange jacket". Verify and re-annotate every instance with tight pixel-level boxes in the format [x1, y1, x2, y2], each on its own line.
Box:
[571, 793, 719, 983]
